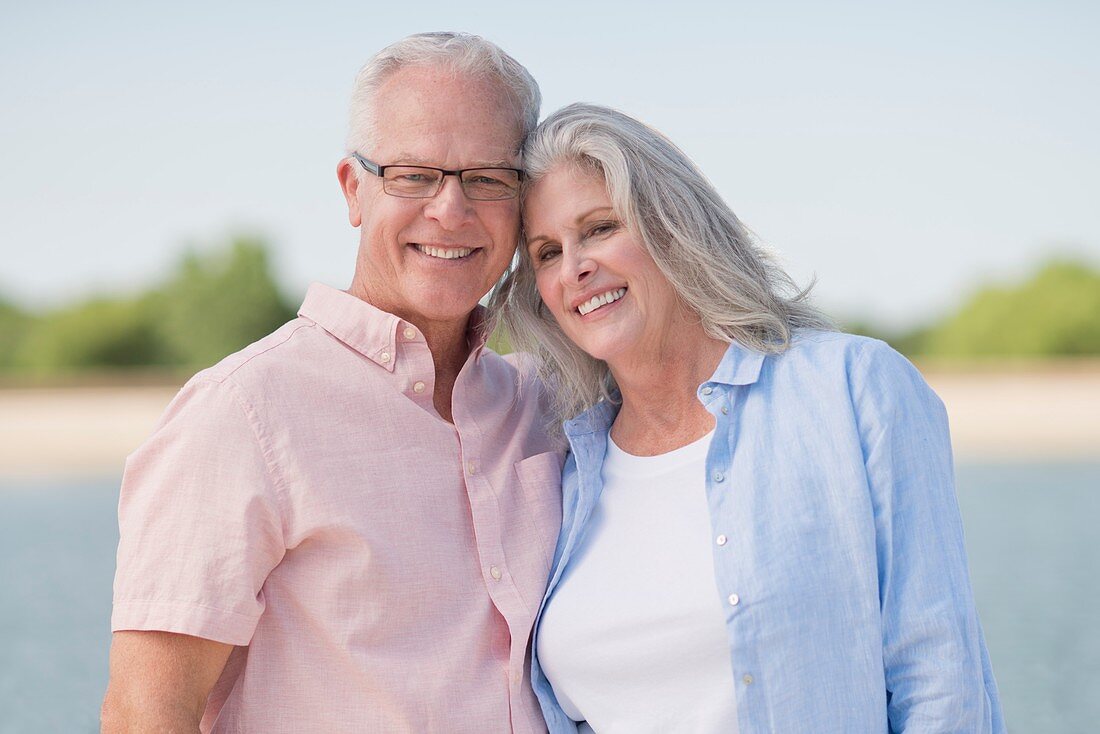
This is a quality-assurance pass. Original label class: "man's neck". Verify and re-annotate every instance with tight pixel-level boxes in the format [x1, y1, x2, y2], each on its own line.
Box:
[348, 282, 475, 422]
[418, 317, 474, 423]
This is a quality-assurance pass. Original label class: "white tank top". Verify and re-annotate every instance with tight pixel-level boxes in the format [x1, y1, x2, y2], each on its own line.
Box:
[537, 430, 739, 733]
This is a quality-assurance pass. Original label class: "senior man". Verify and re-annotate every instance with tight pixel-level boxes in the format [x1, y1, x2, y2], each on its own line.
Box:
[101, 33, 563, 733]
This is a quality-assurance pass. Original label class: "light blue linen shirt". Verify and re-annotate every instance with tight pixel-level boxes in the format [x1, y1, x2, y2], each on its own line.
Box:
[531, 331, 1005, 733]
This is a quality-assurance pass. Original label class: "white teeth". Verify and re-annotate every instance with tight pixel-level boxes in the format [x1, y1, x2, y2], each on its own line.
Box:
[577, 288, 627, 316]
[416, 245, 474, 260]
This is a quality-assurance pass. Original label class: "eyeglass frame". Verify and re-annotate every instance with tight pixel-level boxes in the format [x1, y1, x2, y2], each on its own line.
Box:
[351, 152, 525, 201]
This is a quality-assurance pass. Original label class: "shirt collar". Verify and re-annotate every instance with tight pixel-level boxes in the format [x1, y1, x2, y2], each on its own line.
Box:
[707, 340, 767, 387]
[561, 340, 767, 438]
[296, 283, 492, 371]
[297, 283, 493, 372]
[563, 399, 618, 438]
[297, 283, 400, 370]
[465, 303, 492, 363]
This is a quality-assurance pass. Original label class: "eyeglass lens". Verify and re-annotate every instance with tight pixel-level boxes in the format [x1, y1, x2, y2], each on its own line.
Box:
[382, 167, 520, 200]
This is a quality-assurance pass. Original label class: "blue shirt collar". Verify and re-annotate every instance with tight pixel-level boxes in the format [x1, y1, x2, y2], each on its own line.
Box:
[561, 341, 767, 439]
[707, 340, 767, 387]
[563, 398, 618, 438]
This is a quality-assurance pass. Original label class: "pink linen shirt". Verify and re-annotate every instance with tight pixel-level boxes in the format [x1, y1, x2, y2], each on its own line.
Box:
[112, 283, 565, 733]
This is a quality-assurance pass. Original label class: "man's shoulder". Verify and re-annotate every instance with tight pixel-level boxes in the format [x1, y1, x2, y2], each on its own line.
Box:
[478, 349, 563, 439]
[189, 317, 326, 391]
[493, 348, 537, 378]
[480, 349, 552, 400]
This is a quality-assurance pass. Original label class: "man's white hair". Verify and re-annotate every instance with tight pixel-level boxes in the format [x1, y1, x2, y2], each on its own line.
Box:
[345, 31, 541, 158]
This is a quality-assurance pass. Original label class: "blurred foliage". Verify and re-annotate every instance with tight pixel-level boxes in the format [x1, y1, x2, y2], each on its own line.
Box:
[155, 237, 297, 369]
[921, 259, 1100, 357]
[0, 296, 33, 370]
[2, 247, 1097, 378]
[2, 236, 297, 377]
[14, 295, 171, 374]
[486, 325, 512, 355]
[845, 257, 1100, 358]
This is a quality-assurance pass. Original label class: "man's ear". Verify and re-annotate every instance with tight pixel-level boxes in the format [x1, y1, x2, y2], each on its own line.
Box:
[337, 158, 363, 227]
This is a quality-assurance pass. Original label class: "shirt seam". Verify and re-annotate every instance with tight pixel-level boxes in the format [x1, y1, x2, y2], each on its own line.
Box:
[200, 321, 314, 385]
[220, 379, 293, 542]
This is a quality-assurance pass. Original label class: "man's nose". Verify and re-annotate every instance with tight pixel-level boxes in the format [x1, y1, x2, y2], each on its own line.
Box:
[422, 175, 474, 227]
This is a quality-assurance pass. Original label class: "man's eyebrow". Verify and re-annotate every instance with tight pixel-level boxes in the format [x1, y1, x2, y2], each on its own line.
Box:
[388, 153, 516, 168]
[525, 206, 615, 249]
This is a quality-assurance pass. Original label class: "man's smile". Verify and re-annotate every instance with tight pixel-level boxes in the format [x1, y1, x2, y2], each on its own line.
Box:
[412, 243, 478, 260]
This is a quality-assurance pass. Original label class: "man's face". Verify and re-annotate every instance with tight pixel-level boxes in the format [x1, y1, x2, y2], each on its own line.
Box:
[339, 65, 523, 328]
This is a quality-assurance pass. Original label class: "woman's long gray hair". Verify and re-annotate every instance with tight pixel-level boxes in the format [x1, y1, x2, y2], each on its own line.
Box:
[491, 103, 832, 423]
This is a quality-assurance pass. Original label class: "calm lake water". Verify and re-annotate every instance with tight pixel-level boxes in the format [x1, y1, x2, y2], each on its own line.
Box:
[1, 463, 1097, 733]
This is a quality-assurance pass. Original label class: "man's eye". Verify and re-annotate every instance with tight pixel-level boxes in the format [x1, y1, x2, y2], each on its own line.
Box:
[396, 173, 430, 183]
[469, 174, 504, 185]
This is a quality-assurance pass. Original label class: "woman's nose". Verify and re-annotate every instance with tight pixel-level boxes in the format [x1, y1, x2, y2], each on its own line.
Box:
[560, 247, 595, 285]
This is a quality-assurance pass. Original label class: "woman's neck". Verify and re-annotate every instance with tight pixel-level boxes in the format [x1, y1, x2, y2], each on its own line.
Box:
[608, 326, 729, 457]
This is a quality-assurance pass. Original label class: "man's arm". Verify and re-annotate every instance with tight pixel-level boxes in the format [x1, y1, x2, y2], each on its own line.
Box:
[101, 631, 233, 734]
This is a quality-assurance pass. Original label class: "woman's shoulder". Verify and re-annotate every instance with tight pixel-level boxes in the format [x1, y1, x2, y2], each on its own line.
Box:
[781, 329, 914, 375]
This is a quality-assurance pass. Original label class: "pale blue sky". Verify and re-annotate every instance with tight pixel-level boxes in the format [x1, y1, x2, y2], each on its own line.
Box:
[2, 0, 1097, 328]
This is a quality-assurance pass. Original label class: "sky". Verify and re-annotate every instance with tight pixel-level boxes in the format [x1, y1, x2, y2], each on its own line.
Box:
[1, 0, 1098, 329]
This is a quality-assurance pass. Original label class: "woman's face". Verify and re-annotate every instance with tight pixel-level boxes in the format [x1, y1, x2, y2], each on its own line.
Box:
[524, 166, 688, 366]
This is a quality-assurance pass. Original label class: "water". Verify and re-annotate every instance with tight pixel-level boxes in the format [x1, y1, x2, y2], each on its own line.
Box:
[0, 478, 118, 734]
[1, 464, 1097, 733]
[956, 463, 1100, 732]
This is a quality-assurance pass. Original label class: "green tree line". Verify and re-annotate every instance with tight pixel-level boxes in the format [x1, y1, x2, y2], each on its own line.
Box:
[0, 237, 297, 378]
[1, 241, 1097, 379]
[847, 258, 1100, 359]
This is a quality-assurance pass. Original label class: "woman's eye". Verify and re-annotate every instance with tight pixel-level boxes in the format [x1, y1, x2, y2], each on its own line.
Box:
[587, 221, 618, 238]
[536, 246, 561, 262]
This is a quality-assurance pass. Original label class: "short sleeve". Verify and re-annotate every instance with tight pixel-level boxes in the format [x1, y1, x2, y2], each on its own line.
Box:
[111, 378, 286, 645]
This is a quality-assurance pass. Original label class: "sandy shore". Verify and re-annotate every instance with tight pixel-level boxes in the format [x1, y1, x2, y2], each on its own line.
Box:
[1, 365, 1098, 479]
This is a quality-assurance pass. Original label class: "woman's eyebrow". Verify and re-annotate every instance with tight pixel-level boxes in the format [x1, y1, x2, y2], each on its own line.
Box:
[526, 206, 615, 248]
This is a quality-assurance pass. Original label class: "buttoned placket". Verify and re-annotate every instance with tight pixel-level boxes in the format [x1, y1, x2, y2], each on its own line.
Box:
[450, 379, 536, 730]
[394, 322, 437, 406]
[700, 381, 755, 701]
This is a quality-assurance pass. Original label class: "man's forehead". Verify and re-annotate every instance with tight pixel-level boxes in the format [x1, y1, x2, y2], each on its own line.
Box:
[365, 65, 524, 164]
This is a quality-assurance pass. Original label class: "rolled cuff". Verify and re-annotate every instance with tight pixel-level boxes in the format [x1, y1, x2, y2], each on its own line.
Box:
[111, 598, 260, 646]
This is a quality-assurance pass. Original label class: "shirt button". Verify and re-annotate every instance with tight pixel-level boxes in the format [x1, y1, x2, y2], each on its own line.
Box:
[713, 471, 725, 482]
[743, 674, 753, 685]
[728, 593, 740, 606]
[701, 386, 713, 396]
[467, 460, 478, 475]
[412, 381, 426, 394]
[403, 327, 417, 340]
[379, 351, 391, 363]
[490, 565, 502, 580]
[721, 405, 729, 415]
[716, 534, 728, 546]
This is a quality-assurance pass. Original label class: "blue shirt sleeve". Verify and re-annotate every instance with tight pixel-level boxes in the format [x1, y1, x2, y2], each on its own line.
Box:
[851, 340, 1006, 733]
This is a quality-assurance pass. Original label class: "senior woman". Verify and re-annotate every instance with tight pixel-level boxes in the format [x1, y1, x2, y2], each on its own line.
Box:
[495, 103, 1004, 734]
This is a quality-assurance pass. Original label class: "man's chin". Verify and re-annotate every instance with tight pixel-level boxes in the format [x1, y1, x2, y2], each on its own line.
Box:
[399, 290, 488, 326]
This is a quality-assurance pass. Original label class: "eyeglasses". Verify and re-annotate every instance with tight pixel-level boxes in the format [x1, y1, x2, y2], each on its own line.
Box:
[352, 153, 523, 201]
